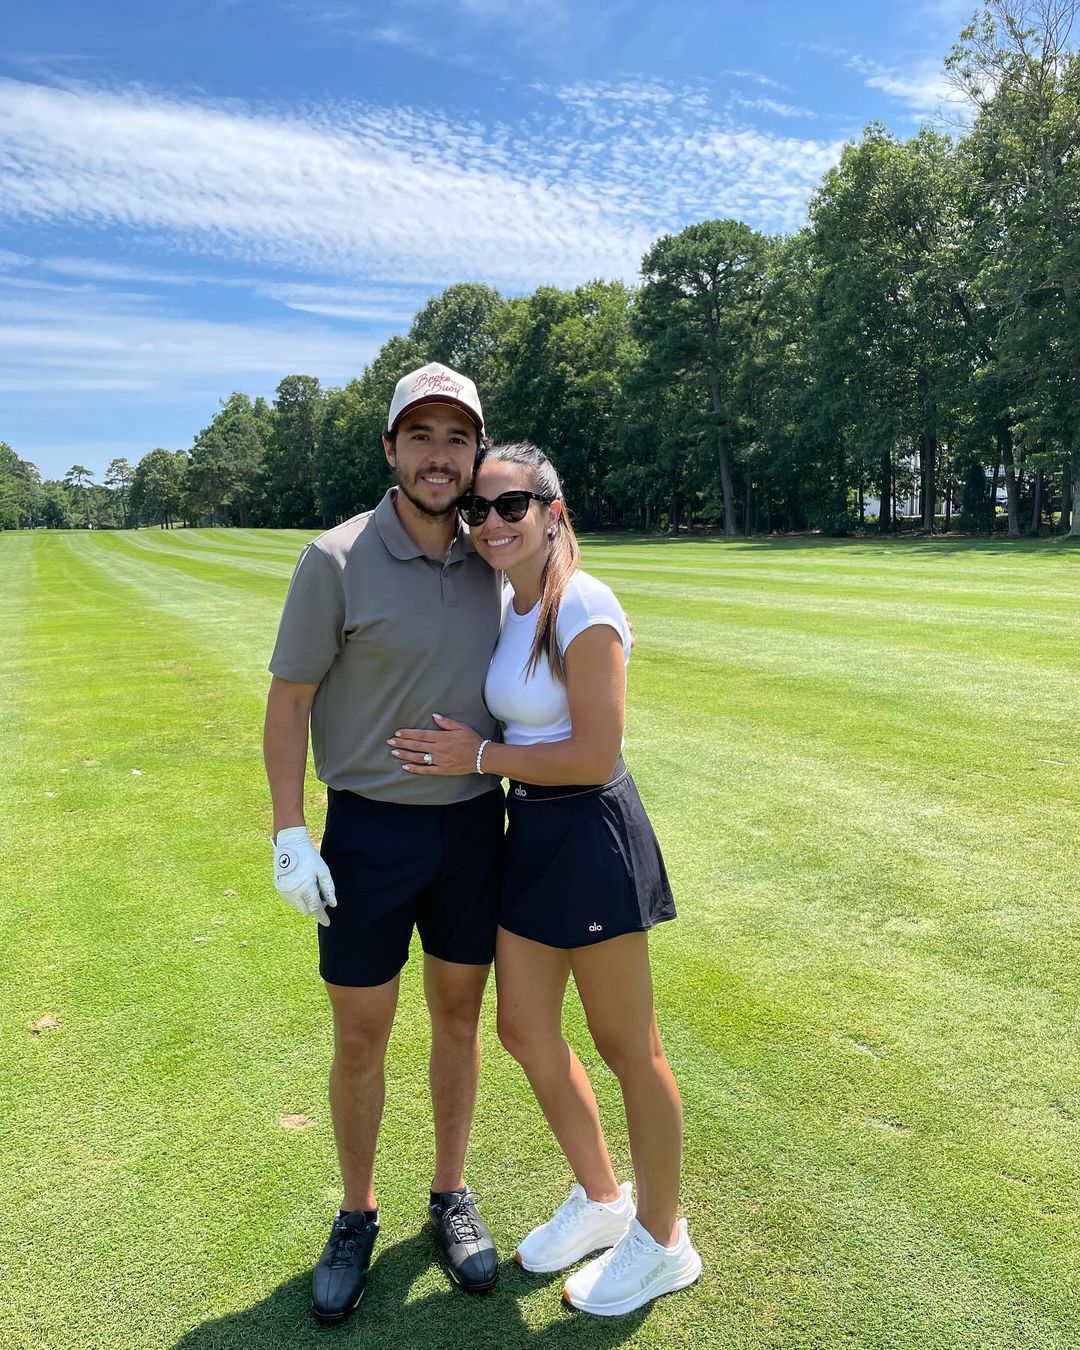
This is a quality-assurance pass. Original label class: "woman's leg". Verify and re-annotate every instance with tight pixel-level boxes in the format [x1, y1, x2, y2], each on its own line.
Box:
[570, 932, 683, 1246]
[495, 927, 621, 1201]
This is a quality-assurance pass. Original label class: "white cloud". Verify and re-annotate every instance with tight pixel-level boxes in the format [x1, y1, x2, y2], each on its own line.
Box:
[13, 258, 431, 321]
[252, 281, 427, 323]
[733, 96, 816, 119]
[0, 76, 842, 297]
[845, 54, 966, 121]
[0, 293, 380, 394]
[39, 257, 205, 286]
[722, 68, 787, 90]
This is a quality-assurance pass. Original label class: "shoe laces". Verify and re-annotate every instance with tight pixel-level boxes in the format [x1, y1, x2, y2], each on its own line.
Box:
[603, 1226, 650, 1277]
[548, 1191, 589, 1234]
[440, 1192, 481, 1243]
[327, 1216, 367, 1268]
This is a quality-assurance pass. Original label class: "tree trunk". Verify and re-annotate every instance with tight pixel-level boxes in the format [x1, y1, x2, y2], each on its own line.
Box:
[710, 380, 736, 536]
[858, 478, 865, 527]
[921, 430, 937, 534]
[744, 481, 753, 537]
[1070, 436, 1080, 538]
[1030, 468, 1044, 535]
[999, 422, 1020, 538]
[1060, 457, 1072, 534]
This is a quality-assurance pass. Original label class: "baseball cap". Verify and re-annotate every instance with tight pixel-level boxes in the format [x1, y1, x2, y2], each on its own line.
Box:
[386, 362, 485, 434]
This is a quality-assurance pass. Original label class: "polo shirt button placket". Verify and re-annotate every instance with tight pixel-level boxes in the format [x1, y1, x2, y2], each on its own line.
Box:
[440, 563, 457, 606]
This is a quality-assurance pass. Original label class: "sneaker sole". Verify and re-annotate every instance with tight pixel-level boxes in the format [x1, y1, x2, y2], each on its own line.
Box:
[561, 1250, 702, 1316]
[513, 1224, 631, 1275]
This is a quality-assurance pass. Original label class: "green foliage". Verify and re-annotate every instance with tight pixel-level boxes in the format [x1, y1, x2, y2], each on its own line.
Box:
[130, 448, 189, 528]
[637, 220, 772, 535]
[408, 282, 504, 390]
[264, 375, 326, 527]
[186, 393, 269, 526]
[37, 481, 73, 528]
[0, 443, 42, 529]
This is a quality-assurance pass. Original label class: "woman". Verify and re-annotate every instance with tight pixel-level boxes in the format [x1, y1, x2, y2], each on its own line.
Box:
[387, 442, 700, 1316]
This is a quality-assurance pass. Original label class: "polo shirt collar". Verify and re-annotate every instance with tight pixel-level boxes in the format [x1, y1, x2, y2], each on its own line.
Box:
[374, 488, 476, 563]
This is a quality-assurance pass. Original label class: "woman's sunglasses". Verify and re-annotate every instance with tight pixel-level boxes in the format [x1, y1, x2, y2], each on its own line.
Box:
[457, 491, 553, 527]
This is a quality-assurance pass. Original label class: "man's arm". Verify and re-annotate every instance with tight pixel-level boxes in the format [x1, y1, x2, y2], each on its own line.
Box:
[264, 674, 319, 838]
[264, 674, 338, 925]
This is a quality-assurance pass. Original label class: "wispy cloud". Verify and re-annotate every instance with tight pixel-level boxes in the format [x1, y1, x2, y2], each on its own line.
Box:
[251, 281, 427, 323]
[0, 75, 843, 292]
[0, 292, 380, 394]
[5, 256, 431, 323]
[722, 68, 787, 90]
[295, 0, 569, 57]
[37, 257, 206, 286]
[733, 96, 815, 119]
[847, 54, 954, 116]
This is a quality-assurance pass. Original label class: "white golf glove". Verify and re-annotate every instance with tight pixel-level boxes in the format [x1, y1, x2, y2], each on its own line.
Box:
[272, 826, 337, 927]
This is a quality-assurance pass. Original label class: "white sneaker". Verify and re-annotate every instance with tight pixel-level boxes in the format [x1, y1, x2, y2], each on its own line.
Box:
[514, 1182, 634, 1273]
[561, 1217, 702, 1316]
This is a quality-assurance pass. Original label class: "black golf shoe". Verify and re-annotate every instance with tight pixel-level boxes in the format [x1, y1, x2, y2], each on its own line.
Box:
[429, 1187, 498, 1291]
[311, 1209, 379, 1323]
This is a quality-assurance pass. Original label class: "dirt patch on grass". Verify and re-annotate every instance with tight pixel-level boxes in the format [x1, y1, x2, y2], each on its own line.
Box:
[866, 1116, 911, 1136]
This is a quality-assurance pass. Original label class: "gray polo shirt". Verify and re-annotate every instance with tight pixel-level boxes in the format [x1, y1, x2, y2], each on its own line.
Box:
[269, 489, 503, 805]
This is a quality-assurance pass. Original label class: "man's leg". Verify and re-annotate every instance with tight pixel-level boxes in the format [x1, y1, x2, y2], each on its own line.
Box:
[423, 953, 489, 1193]
[325, 976, 401, 1211]
[423, 953, 499, 1291]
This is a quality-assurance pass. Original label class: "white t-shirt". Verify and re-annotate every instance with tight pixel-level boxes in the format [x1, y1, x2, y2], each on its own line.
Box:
[484, 569, 632, 746]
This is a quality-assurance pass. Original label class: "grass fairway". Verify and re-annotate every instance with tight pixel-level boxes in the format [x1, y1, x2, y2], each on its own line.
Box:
[2, 528, 1078, 1350]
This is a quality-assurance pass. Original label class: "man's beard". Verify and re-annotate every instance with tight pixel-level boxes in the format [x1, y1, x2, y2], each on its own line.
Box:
[394, 467, 469, 521]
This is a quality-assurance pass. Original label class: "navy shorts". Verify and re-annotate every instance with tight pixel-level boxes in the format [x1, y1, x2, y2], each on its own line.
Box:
[499, 764, 676, 949]
[318, 786, 506, 987]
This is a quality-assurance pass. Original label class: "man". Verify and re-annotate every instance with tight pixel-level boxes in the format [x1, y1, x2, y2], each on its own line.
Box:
[263, 362, 504, 1324]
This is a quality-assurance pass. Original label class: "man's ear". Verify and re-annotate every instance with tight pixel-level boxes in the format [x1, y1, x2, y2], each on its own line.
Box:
[382, 434, 395, 469]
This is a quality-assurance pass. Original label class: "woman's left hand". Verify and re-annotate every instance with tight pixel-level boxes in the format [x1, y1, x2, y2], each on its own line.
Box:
[388, 714, 483, 775]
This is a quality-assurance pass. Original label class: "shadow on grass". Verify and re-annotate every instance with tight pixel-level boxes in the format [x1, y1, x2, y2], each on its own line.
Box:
[172, 1231, 648, 1349]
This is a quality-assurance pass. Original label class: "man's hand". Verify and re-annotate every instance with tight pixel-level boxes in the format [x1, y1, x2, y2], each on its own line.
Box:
[272, 826, 338, 926]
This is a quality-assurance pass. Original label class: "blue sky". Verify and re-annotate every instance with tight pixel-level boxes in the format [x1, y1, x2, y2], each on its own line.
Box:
[1, 0, 975, 481]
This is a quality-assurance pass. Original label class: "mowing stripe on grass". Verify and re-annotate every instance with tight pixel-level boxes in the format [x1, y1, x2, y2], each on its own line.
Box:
[2, 529, 1077, 1349]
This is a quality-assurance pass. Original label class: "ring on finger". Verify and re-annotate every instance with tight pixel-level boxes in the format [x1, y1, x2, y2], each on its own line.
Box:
[423, 752, 433, 766]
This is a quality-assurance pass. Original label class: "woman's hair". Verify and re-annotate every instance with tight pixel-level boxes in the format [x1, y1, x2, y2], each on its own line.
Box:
[477, 441, 580, 684]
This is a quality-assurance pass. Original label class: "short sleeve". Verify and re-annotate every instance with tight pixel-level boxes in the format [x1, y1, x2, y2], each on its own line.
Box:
[268, 544, 346, 684]
[555, 574, 632, 662]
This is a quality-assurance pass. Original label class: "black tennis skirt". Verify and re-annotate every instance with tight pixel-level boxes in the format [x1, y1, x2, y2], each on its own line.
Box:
[498, 761, 676, 949]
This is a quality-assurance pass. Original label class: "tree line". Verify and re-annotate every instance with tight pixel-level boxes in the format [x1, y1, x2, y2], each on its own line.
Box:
[3, 2, 1078, 539]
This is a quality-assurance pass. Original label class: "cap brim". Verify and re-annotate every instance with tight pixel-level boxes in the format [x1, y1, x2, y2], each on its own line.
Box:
[389, 394, 483, 434]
